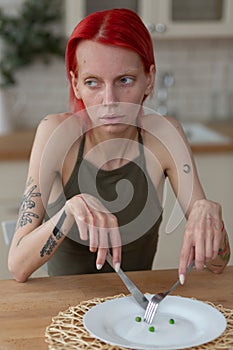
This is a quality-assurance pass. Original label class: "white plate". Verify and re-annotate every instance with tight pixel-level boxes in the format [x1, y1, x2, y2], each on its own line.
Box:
[83, 295, 226, 350]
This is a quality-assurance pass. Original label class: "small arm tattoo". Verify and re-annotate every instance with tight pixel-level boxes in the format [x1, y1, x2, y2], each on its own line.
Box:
[40, 211, 66, 257]
[207, 233, 230, 272]
[52, 211, 67, 237]
[183, 163, 191, 174]
[218, 234, 230, 262]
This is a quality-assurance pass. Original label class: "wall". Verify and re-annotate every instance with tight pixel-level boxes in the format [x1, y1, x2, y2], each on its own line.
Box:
[146, 38, 233, 122]
[13, 59, 69, 129]
[0, 0, 68, 130]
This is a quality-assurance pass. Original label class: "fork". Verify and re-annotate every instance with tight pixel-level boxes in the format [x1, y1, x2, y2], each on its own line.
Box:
[143, 260, 195, 324]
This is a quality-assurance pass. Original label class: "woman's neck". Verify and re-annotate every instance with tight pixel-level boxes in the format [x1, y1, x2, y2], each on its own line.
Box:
[84, 126, 140, 170]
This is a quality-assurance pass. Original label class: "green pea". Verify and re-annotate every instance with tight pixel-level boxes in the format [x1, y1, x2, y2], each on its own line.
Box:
[135, 316, 142, 322]
[169, 318, 175, 324]
[148, 326, 155, 332]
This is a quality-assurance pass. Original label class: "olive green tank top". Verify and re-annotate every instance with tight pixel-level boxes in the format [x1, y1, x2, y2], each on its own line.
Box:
[46, 129, 163, 276]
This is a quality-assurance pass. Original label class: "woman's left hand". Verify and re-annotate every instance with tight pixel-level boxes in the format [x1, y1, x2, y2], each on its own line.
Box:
[178, 199, 224, 284]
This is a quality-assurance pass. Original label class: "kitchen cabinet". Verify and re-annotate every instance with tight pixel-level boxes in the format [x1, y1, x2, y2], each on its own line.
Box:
[144, 0, 233, 38]
[153, 152, 233, 269]
[65, 0, 233, 38]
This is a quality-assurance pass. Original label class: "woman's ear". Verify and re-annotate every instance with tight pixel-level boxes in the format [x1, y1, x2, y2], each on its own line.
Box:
[70, 71, 81, 99]
[145, 64, 155, 96]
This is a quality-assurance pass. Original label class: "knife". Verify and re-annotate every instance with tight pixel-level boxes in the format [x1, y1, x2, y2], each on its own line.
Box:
[106, 252, 149, 310]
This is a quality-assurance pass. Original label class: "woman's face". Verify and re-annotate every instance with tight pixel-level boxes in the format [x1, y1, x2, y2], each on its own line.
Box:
[70, 40, 155, 130]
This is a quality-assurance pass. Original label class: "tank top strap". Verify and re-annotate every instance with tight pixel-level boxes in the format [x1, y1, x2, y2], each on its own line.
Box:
[137, 127, 145, 157]
[77, 134, 86, 161]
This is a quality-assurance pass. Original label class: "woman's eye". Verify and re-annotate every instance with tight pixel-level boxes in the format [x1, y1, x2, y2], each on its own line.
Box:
[85, 79, 98, 87]
[120, 77, 134, 85]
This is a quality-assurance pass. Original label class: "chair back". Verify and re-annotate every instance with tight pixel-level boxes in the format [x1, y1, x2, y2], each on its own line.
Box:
[1, 220, 17, 245]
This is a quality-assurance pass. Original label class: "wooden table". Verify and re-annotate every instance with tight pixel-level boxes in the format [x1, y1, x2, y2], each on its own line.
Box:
[1, 266, 233, 349]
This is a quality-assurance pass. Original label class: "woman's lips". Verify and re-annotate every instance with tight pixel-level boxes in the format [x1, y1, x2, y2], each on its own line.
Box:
[100, 114, 126, 124]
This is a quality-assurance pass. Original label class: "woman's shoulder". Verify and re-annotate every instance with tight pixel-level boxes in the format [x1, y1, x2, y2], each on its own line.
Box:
[142, 113, 187, 145]
[141, 114, 192, 170]
[37, 112, 73, 132]
[34, 112, 82, 142]
[30, 112, 83, 161]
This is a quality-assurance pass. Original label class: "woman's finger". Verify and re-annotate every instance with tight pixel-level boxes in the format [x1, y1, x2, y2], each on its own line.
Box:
[88, 224, 98, 252]
[212, 225, 223, 259]
[205, 218, 214, 261]
[98, 227, 109, 249]
[179, 230, 193, 284]
[95, 228, 109, 269]
[75, 214, 89, 240]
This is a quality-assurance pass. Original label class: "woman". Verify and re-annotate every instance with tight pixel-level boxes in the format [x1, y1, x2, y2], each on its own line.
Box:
[8, 9, 230, 282]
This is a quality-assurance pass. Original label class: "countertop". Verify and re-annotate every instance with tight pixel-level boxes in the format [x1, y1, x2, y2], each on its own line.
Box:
[191, 121, 233, 153]
[0, 121, 233, 161]
[0, 266, 233, 349]
[0, 129, 36, 160]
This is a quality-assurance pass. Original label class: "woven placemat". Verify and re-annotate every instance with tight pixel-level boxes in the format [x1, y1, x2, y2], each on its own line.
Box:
[45, 294, 233, 350]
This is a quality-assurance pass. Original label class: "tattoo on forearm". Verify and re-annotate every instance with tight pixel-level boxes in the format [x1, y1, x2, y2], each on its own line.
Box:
[40, 235, 57, 257]
[40, 211, 66, 257]
[18, 177, 41, 227]
[52, 211, 67, 237]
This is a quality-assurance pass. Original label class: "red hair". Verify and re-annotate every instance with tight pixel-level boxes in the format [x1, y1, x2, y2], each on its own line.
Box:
[65, 8, 156, 113]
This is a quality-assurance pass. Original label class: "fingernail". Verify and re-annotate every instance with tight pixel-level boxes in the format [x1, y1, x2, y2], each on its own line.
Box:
[115, 262, 120, 272]
[179, 274, 185, 285]
[96, 264, 103, 270]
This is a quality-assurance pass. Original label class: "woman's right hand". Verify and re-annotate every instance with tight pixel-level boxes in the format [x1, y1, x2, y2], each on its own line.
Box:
[65, 194, 122, 270]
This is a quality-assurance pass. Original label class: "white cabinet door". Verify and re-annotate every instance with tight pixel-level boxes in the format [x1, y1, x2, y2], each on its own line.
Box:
[64, 0, 161, 36]
[153, 0, 233, 38]
[65, 0, 233, 38]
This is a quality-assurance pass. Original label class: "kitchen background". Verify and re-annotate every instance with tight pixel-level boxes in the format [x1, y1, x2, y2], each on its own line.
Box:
[0, 0, 233, 278]
[1, 0, 233, 129]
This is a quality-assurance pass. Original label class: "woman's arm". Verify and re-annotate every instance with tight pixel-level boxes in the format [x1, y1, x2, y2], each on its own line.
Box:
[8, 114, 122, 282]
[169, 118, 230, 280]
[8, 115, 77, 281]
[152, 116, 230, 282]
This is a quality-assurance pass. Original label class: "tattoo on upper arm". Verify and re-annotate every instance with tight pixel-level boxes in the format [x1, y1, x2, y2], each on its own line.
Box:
[18, 177, 41, 228]
[40, 211, 66, 257]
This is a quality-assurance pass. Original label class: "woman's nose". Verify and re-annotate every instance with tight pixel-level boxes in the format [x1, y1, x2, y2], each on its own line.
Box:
[102, 85, 118, 105]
